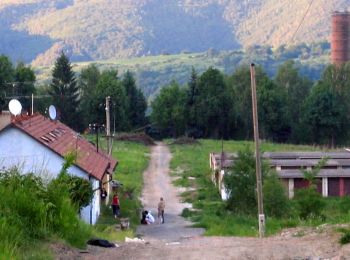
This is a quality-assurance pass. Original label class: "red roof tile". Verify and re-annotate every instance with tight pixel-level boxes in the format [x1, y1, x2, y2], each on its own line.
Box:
[10, 114, 117, 181]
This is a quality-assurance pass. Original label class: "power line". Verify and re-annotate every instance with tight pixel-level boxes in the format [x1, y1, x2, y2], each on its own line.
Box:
[4, 94, 54, 99]
[288, 0, 315, 46]
[3, 81, 35, 85]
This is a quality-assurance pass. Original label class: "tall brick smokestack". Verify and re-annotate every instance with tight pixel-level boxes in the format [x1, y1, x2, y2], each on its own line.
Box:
[331, 11, 350, 65]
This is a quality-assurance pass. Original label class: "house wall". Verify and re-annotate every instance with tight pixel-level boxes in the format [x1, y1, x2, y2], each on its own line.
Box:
[80, 178, 101, 225]
[0, 127, 100, 224]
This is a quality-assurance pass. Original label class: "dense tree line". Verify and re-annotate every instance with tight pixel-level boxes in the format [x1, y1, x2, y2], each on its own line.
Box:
[51, 53, 147, 131]
[150, 61, 350, 147]
[2, 52, 350, 146]
[0, 53, 147, 133]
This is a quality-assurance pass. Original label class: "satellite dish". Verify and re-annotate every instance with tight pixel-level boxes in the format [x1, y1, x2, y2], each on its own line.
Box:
[48, 105, 57, 120]
[8, 99, 22, 116]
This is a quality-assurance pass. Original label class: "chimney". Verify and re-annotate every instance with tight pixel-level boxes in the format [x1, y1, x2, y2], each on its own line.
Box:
[331, 11, 350, 65]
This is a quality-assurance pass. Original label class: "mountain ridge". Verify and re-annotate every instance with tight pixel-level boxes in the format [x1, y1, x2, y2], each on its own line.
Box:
[0, 0, 348, 66]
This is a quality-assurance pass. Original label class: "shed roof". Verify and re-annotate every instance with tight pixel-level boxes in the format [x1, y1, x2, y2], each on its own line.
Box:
[4, 113, 117, 181]
[210, 151, 350, 178]
[278, 169, 350, 178]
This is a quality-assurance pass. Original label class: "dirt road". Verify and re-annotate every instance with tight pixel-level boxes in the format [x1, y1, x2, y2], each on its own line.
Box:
[136, 143, 204, 242]
[60, 143, 350, 259]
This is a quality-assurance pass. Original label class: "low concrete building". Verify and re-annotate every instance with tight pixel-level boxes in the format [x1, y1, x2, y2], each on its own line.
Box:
[210, 151, 350, 200]
[0, 113, 117, 224]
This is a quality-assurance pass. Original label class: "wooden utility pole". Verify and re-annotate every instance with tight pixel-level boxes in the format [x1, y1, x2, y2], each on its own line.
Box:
[31, 93, 34, 115]
[105, 96, 111, 155]
[250, 63, 265, 238]
[105, 96, 112, 204]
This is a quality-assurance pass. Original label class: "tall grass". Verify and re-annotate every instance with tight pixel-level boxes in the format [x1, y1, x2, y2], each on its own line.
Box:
[0, 169, 91, 259]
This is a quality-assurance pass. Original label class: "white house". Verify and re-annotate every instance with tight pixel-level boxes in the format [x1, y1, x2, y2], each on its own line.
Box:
[0, 112, 117, 225]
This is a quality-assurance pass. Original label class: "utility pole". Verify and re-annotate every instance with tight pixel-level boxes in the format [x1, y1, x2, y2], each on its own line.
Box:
[88, 123, 102, 152]
[250, 63, 265, 238]
[105, 96, 112, 205]
[31, 93, 34, 115]
[105, 96, 111, 155]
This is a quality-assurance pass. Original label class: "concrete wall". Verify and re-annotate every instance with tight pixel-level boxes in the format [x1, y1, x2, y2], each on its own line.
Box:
[0, 127, 101, 224]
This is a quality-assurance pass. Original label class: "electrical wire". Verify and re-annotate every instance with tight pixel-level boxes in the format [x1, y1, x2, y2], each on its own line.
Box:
[288, 0, 315, 46]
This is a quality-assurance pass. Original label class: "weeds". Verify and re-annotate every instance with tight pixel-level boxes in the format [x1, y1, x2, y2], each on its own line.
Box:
[0, 169, 92, 258]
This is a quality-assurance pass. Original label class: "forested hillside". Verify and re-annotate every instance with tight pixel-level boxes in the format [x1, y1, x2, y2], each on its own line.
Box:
[0, 0, 349, 65]
[35, 42, 330, 99]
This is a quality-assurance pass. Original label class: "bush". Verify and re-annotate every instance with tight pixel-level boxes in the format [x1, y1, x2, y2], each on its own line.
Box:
[338, 227, 350, 245]
[263, 172, 290, 218]
[0, 168, 92, 258]
[294, 187, 325, 219]
[54, 151, 93, 211]
[181, 208, 193, 218]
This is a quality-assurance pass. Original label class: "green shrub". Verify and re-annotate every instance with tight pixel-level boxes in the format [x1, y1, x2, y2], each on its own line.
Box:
[263, 172, 290, 218]
[294, 187, 325, 219]
[339, 228, 350, 244]
[0, 168, 92, 258]
[53, 151, 93, 211]
[181, 208, 193, 218]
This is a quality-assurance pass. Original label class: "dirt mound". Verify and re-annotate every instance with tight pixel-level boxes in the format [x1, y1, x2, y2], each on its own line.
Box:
[115, 133, 156, 146]
[171, 137, 200, 145]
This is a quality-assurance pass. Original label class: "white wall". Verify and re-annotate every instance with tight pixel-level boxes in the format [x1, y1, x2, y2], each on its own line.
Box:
[0, 127, 101, 224]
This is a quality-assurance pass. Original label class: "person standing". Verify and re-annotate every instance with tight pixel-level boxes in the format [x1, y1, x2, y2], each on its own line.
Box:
[158, 197, 165, 224]
[111, 193, 120, 218]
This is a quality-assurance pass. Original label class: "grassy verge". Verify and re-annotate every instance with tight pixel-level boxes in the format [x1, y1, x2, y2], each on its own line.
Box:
[0, 169, 92, 259]
[169, 139, 350, 237]
[94, 140, 150, 241]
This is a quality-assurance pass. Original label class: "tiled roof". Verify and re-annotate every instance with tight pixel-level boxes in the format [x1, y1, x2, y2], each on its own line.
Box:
[10, 113, 117, 181]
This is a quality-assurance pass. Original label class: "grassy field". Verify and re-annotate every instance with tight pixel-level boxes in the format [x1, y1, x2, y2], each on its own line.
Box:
[169, 139, 350, 237]
[94, 140, 150, 241]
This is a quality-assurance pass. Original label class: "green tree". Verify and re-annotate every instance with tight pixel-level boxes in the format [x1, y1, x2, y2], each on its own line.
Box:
[302, 82, 346, 147]
[275, 60, 312, 142]
[195, 67, 233, 138]
[0, 55, 14, 112]
[258, 78, 290, 142]
[151, 81, 187, 137]
[122, 71, 147, 129]
[93, 70, 128, 131]
[79, 64, 101, 127]
[228, 65, 268, 139]
[224, 147, 269, 215]
[318, 63, 350, 143]
[50, 53, 81, 130]
[185, 67, 199, 136]
[14, 62, 36, 113]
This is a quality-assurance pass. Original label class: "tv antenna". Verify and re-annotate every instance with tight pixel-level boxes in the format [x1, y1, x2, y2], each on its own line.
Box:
[48, 105, 57, 120]
[8, 99, 22, 116]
